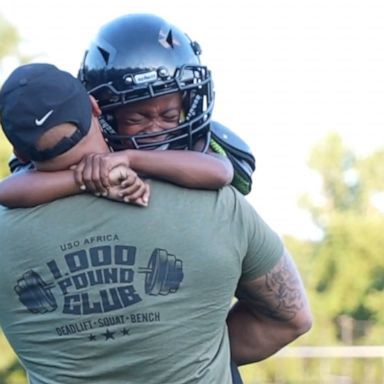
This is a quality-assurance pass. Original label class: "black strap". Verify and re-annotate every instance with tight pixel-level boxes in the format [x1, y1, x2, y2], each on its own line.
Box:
[231, 360, 244, 384]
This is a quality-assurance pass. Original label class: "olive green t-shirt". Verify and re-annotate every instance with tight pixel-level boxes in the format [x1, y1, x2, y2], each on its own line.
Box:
[0, 181, 283, 384]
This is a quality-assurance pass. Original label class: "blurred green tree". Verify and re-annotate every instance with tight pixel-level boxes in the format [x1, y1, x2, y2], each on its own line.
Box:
[0, 12, 34, 179]
[0, 13, 19, 178]
[298, 133, 384, 343]
[0, 14, 20, 60]
[0, 13, 28, 384]
[0, 130, 12, 179]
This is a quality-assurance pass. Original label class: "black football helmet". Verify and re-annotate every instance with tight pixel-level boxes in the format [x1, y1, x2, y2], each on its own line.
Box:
[78, 13, 214, 151]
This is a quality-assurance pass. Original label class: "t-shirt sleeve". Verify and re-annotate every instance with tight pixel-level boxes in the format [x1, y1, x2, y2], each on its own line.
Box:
[231, 189, 284, 282]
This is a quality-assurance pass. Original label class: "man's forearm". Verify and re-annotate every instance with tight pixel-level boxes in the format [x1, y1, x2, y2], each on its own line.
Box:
[227, 300, 311, 366]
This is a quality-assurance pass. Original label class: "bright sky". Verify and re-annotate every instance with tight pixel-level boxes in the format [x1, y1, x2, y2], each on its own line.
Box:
[1, 0, 384, 239]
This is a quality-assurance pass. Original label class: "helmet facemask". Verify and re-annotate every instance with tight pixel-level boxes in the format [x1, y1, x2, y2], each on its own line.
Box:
[91, 65, 214, 151]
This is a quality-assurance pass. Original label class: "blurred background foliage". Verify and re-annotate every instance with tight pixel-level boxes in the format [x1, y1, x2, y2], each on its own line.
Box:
[0, 15, 15, 180]
[0, 12, 383, 384]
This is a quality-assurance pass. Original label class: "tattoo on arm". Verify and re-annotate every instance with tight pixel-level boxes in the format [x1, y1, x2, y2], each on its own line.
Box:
[237, 251, 305, 321]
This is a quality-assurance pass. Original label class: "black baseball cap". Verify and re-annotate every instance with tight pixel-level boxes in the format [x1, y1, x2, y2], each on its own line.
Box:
[0, 63, 92, 161]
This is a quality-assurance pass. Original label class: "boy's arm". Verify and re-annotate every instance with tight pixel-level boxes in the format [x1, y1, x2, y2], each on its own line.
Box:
[0, 169, 82, 208]
[129, 149, 233, 188]
[0, 166, 151, 208]
[73, 149, 234, 194]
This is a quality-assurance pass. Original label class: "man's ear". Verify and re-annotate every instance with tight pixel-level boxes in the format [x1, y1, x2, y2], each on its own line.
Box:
[89, 95, 101, 117]
[13, 148, 30, 163]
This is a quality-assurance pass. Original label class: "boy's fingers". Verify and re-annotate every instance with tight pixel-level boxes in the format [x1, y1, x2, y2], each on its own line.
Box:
[81, 155, 98, 192]
[142, 183, 150, 205]
[99, 157, 113, 190]
[92, 156, 109, 195]
[120, 172, 138, 188]
[125, 183, 149, 202]
[72, 161, 86, 190]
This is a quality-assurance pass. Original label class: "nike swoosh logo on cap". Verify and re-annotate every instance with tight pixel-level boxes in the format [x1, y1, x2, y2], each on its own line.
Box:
[35, 110, 54, 126]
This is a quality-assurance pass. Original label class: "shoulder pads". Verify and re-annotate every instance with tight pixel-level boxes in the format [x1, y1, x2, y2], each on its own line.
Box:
[210, 121, 256, 195]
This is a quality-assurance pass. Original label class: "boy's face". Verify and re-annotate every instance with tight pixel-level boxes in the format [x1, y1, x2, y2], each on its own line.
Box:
[34, 118, 109, 171]
[113, 92, 183, 148]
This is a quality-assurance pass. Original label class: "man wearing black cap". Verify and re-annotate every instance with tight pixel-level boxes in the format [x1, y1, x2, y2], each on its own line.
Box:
[0, 63, 312, 384]
[1, 62, 94, 164]
[0, 63, 149, 205]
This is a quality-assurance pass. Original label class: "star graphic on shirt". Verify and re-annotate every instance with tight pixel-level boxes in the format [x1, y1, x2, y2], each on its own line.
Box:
[102, 328, 115, 340]
[121, 328, 130, 336]
[88, 334, 96, 341]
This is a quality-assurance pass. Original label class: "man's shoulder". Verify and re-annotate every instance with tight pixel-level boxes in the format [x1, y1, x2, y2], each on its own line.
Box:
[0, 194, 109, 216]
[151, 179, 240, 198]
[148, 180, 244, 212]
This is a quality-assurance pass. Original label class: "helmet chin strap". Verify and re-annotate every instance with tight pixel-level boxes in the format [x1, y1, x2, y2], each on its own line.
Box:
[184, 130, 210, 153]
[200, 130, 211, 153]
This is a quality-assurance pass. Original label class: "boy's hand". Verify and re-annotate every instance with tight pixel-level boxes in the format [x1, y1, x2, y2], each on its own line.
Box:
[73, 152, 131, 195]
[108, 166, 150, 207]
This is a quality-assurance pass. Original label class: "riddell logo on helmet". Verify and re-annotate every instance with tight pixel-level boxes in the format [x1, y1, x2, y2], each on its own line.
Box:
[134, 71, 157, 84]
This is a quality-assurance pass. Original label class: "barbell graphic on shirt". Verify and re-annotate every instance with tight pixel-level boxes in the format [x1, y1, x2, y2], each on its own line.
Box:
[138, 249, 184, 296]
[14, 248, 184, 313]
[14, 270, 57, 314]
